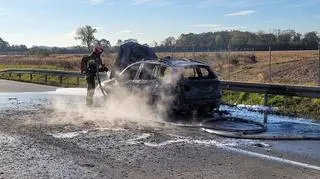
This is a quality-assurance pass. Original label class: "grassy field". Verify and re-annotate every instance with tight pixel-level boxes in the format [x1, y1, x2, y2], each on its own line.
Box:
[1, 50, 318, 85]
[158, 50, 319, 86]
[1, 50, 319, 119]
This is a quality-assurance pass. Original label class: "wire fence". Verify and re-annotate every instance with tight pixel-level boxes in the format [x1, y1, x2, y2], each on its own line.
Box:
[155, 46, 320, 86]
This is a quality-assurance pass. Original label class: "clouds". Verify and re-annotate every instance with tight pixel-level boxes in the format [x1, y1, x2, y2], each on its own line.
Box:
[191, 24, 223, 28]
[132, 0, 172, 6]
[88, 0, 105, 5]
[191, 24, 247, 31]
[199, 0, 278, 8]
[119, 30, 131, 33]
[225, 10, 255, 16]
[135, 32, 145, 35]
[133, 0, 155, 5]
[118, 30, 144, 36]
[64, 30, 77, 39]
[0, 8, 4, 17]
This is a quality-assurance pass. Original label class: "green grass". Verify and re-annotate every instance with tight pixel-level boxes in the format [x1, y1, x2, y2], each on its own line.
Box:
[223, 91, 320, 120]
[0, 64, 66, 70]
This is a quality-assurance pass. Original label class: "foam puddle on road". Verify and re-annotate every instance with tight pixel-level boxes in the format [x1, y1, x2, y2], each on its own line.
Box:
[220, 105, 320, 137]
[0, 88, 86, 111]
[46, 88, 86, 96]
[221, 105, 320, 126]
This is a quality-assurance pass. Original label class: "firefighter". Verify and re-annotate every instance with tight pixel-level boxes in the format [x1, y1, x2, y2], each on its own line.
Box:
[80, 46, 108, 106]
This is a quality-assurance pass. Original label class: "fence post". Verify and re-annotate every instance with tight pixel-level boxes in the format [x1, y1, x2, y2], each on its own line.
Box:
[228, 49, 231, 81]
[45, 75, 48, 83]
[30, 74, 33, 81]
[264, 93, 269, 124]
[193, 46, 195, 59]
[59, 76, 63, 84]
[171, 46, 173, 57]
[318, 43, 320, 86]
[77, 77, 80, 86]
[224, 49, 227, 80]
[269, 46, 272, 83]
[18, 74, 21, 80]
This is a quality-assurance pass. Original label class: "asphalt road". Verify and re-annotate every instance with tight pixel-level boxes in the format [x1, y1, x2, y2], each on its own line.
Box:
[0, 79, 57, 92]
[0, 80, 320, 178]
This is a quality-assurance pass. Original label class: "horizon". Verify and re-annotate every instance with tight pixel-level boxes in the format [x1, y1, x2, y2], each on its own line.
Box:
[0, 0, 319, 48]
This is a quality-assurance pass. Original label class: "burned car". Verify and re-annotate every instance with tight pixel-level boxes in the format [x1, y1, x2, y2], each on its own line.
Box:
[101, 57, 222, 116]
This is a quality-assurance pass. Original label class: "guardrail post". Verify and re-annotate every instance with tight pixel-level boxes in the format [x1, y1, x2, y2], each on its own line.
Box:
[30, 74, 33, 81]
[9, 73, 11, 78]
[44, 75, 48, 83]
[77, 77, 80, 86]
[18, 73, 21, 80]
[59, 75, 63, 84]
[264, 93, 269, 124]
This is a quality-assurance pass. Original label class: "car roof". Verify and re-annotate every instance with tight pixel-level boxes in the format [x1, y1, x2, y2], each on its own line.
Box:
[133, 58, 210, 68]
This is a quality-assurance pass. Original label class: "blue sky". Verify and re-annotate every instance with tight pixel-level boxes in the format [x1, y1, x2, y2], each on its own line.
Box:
[0, 0, 319, 47]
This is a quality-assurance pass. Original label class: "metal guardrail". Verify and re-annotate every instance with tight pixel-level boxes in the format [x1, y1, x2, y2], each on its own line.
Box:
[0, 69, 84, 85]
[1, 69, 320, 98]
[220, 80, 320, 98]
[0, 69, 83, 77]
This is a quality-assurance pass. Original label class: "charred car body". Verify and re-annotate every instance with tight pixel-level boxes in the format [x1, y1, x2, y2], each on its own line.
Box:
[101, 57, 222, 116]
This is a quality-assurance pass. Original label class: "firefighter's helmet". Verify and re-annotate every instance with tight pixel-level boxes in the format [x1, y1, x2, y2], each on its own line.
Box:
[93, 46, 104, 55]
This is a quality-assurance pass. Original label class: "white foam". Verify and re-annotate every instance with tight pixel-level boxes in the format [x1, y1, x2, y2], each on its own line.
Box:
[127, 133, 151, 145]
[145, 139, 186, 147]
[237, 104, 278, 112]
[49, 130, 88, 139]
[95, 127, 127, 132]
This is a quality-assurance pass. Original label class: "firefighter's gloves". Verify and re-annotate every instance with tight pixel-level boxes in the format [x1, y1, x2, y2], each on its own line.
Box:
[99, 65, 109, 72]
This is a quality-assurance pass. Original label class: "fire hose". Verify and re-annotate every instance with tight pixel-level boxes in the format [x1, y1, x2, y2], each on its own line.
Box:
[96, 70, 107, 97]
[155, 116, 320, 140]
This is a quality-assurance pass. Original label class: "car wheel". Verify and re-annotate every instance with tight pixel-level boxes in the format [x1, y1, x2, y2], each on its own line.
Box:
[197, 106, 214, 117]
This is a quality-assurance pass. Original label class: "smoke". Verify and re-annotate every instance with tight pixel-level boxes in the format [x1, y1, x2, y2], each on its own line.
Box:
[45, 83, 174, 129]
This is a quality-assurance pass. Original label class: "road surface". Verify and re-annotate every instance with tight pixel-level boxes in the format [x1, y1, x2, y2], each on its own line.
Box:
[0, 80, 319, 178]
[0, 79, 57, 92]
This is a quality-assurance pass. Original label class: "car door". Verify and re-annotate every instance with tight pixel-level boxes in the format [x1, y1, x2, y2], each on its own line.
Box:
[118, 63, 142, 89]
[131, 63, 160, 98]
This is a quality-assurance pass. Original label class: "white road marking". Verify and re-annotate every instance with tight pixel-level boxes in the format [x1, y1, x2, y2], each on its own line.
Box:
[218, 144, 320, 171]
[142, 137, 320, 171]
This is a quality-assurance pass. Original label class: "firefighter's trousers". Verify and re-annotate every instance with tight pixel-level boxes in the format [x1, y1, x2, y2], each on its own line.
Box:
[86, 73, 96, 106]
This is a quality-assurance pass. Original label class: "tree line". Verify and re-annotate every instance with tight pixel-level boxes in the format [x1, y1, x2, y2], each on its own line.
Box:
[156, 30, 319, 52]
[0, 27, 319, 55]
[0, 37, 28, 52]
